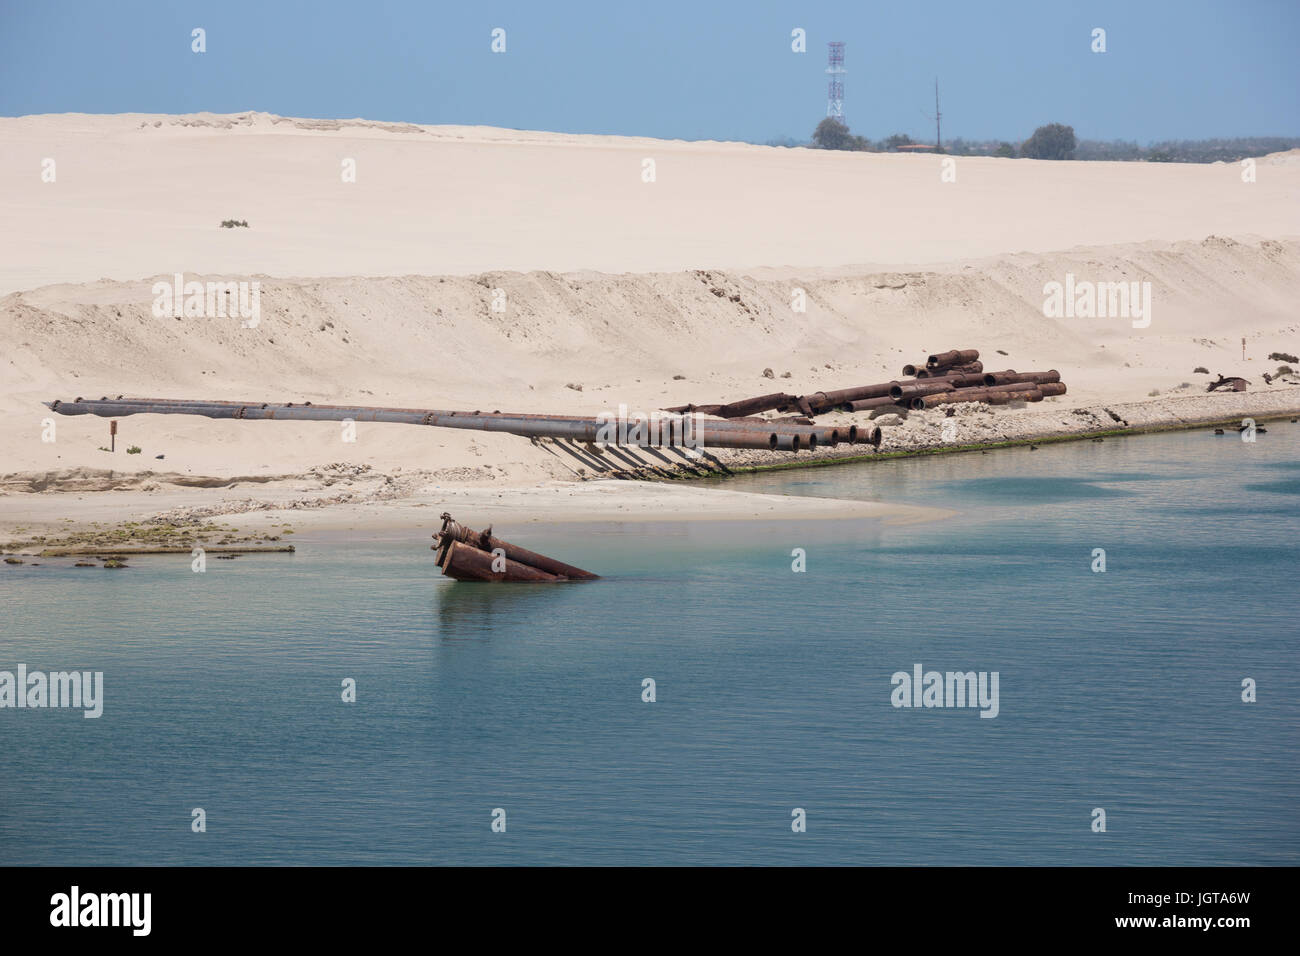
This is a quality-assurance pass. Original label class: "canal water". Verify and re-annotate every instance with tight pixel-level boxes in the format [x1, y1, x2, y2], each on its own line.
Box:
[2, 427, 1296, 864]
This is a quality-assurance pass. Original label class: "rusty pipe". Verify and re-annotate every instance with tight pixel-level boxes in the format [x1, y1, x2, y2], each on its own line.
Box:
[434, 514, 598, 579]
[439, 539, 565, 582]
[926, 349, 980, 371]
[713, 392, 799, 418]
[800, 382, 900, 412]
[920, 371, 987, 388]
[914, 386, 1039, 409]
[841, 396, 903, 412]
[982, 370, 1061, 387]
[915, 362, 982, 378]
[890, 381, 956, 401]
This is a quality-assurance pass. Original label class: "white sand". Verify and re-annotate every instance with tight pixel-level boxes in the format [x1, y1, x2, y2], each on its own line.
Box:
[2, 111, 1296, 291]
[1, 112, 1298, 531]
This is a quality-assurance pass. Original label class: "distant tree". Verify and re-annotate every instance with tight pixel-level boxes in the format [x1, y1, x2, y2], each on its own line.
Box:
[994, 142, 1016, 158]
[884, 133, 914, 151]
[1073, 139, 1143, 161]
[1020, 123, 1076, 160]
[812, 118, 853, 150]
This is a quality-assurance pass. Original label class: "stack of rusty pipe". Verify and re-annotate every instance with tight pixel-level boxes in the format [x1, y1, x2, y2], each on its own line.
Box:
[668, 350, 1067, 419]
[432, 513, 598, 582]
[844, 352, 1068, 411]
[909, 382, 1063, 409]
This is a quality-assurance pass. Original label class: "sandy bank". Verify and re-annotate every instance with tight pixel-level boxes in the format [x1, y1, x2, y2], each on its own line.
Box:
[0, 478, 949, 554]
[2, 112, 1297, 539]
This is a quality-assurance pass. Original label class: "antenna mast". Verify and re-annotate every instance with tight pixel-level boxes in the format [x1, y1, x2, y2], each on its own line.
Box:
[826, 42, 846, 123]
[934, 78, 942, 151]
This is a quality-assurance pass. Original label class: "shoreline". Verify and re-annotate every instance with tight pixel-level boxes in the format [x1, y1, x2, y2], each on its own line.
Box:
[0, 480, 954, 556]
[709, 403, 1300, 476]
[2, 388, 1294, 552]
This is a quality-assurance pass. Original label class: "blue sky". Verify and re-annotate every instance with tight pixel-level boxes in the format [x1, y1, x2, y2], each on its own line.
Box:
[1, 0, 1296, 143]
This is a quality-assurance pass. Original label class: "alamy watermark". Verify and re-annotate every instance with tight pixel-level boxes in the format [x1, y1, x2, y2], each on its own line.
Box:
[595, 404, 702, 450]
[1, 665, 103, 718]
[891, 663, 999, 718]
[50, 886, 150, 936]
[152, 272, 260, 327]
[1043, 273, 1151, 329]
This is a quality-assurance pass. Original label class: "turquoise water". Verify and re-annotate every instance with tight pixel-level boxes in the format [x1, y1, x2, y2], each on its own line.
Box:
[1, 427, 1297, 865]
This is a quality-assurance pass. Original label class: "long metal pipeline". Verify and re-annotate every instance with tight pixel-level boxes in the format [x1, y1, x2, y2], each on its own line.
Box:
[44, 397, 829, 452]
[119, 397, 838, 443]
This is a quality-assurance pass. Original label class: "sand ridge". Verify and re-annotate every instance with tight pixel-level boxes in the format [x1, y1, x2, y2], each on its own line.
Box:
[2, 111, 1297, 293]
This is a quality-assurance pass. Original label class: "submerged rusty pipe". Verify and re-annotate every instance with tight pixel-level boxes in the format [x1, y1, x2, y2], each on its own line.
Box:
[439, 539, 564, 582]
[434, 514, 598, 580]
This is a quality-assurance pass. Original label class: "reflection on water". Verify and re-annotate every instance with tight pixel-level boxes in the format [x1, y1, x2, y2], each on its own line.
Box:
[1, 428, 1297, 865]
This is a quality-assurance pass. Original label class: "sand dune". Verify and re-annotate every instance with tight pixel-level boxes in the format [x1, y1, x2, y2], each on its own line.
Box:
[1, 113, 1298, 511]
[1, 111, 1296, 293]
